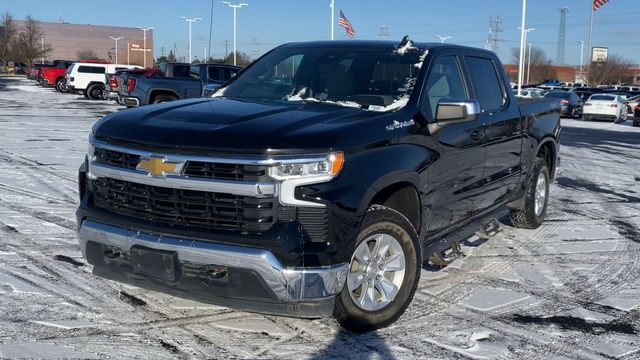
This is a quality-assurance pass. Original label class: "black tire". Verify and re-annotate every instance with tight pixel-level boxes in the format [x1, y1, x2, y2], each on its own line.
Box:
[334, 205, 421, 333]
[633, 121, 640, 127]
[82, 90, 89, 99]
[510, 157, 550, 229]
[152, 94, 178, 104]
[87, 83, 105, 100]
[55, 78, 64, 92]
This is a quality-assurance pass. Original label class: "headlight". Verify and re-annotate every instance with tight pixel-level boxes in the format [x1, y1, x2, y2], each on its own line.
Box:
[269, 152, 344, 181]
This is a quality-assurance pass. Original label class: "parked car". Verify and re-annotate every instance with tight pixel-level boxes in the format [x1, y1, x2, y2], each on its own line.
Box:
[104, 68, 163, 101]
[119, 63, 241, 107]
[66, 63, 142, 100]
[583, 94, 628, 123]
[40, 61, 75, 92]
[76, 40, 561, 332]
[623, 95, 640, 116]
[633, 105, 640, 127]
[544, 91, 583, 118]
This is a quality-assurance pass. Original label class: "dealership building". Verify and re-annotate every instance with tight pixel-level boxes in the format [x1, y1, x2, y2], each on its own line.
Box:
[13, 20, 154, 66]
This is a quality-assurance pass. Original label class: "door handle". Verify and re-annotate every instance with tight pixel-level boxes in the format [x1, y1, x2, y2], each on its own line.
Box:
[470, 129, 485, 141]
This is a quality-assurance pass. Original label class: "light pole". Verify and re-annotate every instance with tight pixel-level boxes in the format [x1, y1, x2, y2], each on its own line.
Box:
[109, 36, 123, 64]
[127, 42, 130, 65]
[517, 0, 527, 96]
[578, 40, 585, 82]
[180, 16, 202, 63]
[41, 37, 44, 64]
[222, 2, 248, 66]
[435, 35, 452, 43]
[204, 47, 207, 63]
[330, 0, 335, 40]
[138, 27, 154, 68]
[517, 27, 534, 84]
[527, 43, 532, 84]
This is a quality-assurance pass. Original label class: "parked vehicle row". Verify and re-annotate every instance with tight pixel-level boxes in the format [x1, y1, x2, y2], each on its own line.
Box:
[24, 60, 243, 107]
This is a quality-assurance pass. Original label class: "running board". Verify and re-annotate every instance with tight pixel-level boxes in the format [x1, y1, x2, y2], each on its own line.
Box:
[423, 208, 509, 266]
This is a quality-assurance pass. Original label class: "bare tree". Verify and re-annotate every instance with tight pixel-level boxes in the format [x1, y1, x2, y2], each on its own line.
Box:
[76, 49, 102, 61]
[223, 52, 252, 67]
[0, 12, 18, 65]
[14, 16, 51, 66]
[511, 46, 555, 84]
[588, 55, 634, 86]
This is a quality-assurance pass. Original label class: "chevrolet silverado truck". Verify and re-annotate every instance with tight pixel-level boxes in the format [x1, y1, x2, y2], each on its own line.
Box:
[77, 39, 561, 332]
[118, 62, 241, 107]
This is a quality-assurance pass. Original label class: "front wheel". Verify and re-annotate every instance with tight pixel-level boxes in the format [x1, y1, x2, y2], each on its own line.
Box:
[334, 206, 421, 333]
[510, 157, 550, 229]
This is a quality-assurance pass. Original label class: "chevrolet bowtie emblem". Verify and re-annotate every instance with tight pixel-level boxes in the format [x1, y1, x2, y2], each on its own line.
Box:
[137, 156, 181, 178]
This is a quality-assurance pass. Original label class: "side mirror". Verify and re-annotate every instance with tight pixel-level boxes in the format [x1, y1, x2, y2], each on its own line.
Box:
[435, 99, 481, 124]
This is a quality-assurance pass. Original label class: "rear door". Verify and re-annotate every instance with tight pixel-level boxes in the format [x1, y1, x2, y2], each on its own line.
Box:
[421, 54, 487, 232]
[464, 55, 523, 209]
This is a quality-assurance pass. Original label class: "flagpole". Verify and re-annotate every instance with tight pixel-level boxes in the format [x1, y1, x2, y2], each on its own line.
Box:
[587, 2, 594, 82]
[330, 0, 334, 40]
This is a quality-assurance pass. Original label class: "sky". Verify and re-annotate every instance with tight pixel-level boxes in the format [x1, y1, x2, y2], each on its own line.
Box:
[3, 0, 640, 65]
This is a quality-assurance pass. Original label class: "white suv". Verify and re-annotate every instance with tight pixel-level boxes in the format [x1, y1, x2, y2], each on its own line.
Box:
[66, 63, 142, 100]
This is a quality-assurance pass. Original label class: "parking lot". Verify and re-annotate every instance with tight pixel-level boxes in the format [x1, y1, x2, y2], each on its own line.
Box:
[0, 75, 639, 359]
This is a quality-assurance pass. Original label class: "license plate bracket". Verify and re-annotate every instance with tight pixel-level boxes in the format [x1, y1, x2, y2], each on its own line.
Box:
[130, 246, 178, 282]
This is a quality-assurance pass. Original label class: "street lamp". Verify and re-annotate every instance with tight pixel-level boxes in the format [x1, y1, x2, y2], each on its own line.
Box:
[517, 27, 534, 85]
[180, 16, 202, 63]
[517, 0, 527, 96]
[109, 36, 123, 64]
[527, 43, 532, 84]
[138, 26, 154, 68]
[222, 2, 249, 66]
[127, 42, 130, 65]
[41, 37, 44, 64]
[330, 0, 335, 40]
[435, 35, 452, 43]
[578, 40, 585, 82]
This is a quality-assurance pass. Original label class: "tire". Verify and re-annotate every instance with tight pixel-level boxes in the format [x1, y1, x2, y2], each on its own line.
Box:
[633, 121, 640, 127]
[87, 83, 105, 100]
[55, 78, 64, 92]
[510, 157, 550, 229]
[334, 205, 421, 333]
[82, 90, 89, 99]
[152, 94, 178, 104]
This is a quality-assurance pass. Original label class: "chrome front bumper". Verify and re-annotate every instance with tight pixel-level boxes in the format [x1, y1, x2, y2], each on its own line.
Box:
[77, 220, 348, 317]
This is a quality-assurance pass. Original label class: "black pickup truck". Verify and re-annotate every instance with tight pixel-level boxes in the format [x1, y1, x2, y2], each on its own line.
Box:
[118, 62, 241, 107]
[77, 39, 560, 332]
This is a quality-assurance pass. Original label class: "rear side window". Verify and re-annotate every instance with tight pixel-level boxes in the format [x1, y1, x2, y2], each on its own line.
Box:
[190, 65, 201, 79]
[78, 66, 106, 74]
[465, 56, 505, 111]
[208, 67, 225, 81]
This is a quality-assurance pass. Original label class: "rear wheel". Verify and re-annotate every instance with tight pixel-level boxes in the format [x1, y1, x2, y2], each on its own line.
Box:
[152, 94, 178, 104]
[633, 120, 640, 127]
[510, 157, 550, 229]
[334, 206, 421, 333]
[87, 83, 105, 100]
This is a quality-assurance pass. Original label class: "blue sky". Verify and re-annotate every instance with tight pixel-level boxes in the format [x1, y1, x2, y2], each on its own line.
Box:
[4, 0, 640, 65]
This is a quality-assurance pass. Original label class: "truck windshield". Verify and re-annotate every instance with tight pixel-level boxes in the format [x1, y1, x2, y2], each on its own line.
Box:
[219, 45, 427, 111]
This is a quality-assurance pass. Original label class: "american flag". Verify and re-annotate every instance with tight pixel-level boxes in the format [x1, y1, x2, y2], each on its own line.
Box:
[338, 10, 355, 38]
[592, 0, 609, 11]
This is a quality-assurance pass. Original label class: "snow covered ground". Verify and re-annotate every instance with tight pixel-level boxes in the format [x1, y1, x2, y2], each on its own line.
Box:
[0, 76, 639, 359]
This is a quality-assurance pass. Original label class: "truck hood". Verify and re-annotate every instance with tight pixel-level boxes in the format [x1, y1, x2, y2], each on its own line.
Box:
[93, 97, 397, 155]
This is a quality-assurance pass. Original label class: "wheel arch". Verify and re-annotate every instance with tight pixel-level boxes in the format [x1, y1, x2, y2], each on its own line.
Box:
[148, 88, 180, 104]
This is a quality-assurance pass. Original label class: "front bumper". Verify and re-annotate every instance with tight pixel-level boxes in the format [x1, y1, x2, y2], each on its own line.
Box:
[77, 219, 348, 318]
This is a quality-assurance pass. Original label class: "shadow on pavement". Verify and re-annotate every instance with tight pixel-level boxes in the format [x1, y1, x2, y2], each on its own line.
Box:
[310, 327, 397, 360]
[561, 123, 640, 148]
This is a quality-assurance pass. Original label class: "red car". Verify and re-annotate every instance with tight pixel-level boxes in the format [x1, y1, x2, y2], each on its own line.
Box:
[40, 61, 74, 92]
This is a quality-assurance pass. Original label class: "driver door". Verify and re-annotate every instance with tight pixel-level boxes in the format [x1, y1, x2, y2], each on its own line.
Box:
[420, 55, 487, 234]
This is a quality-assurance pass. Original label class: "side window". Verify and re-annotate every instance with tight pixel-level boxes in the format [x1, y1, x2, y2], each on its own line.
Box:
[190, 65, 201, 79]
[465, 56, 505, 111]
[208, 67, 225, 81]
[423, 56, 468, 118]
[78, 66, 91, 73]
